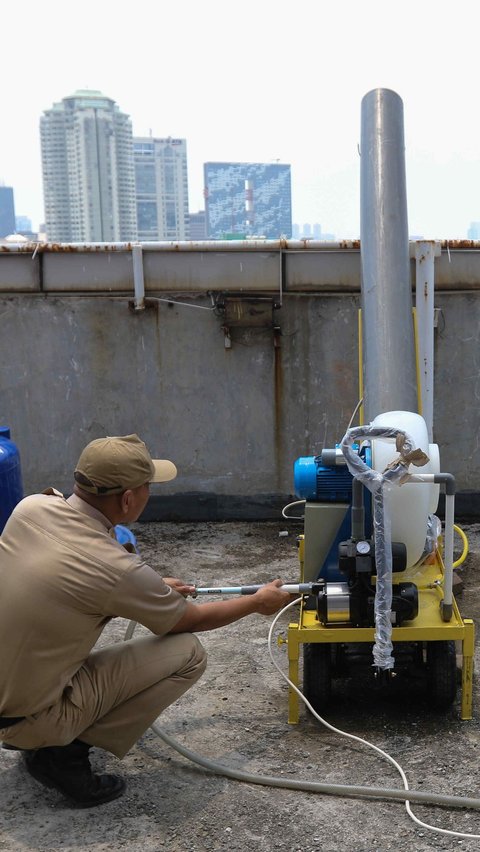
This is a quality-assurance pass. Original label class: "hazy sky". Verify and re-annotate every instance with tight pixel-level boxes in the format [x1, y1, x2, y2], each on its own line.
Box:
[2, 0, 480, 238]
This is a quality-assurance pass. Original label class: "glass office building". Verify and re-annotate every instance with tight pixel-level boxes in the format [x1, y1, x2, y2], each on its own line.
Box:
[134, 137, 189, 241]
[0, 186, 15, 238]
[204, 162, 292, 239]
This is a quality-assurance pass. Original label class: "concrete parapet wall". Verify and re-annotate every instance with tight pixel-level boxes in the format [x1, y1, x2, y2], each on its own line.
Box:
[0, 243, 479, 518]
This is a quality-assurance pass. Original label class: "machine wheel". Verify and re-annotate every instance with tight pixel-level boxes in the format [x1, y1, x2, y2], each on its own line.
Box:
[303, 643, 332, 714]
[426, 641, 457, 710]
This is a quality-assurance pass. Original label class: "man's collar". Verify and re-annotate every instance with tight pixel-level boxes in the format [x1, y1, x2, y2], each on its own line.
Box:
[66, 492, 113, 531]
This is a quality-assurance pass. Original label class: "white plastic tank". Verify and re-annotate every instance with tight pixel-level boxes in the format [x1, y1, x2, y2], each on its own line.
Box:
[370, 411, 440, 569]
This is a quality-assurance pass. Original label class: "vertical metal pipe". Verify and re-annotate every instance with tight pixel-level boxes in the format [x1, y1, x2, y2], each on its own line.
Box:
[414, 240, 440, 441]
[360, 89, 417, 421]
[442, 491, 455, 621]
[351, 477, 365, 540]
[132, 244, 145, 311]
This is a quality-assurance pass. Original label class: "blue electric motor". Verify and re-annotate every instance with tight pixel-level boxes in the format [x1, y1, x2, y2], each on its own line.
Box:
[293, 445, 373, 582]
[0, 427, 24, 533]
[294, 444, 371, 502]
[294, 454, 354, 502]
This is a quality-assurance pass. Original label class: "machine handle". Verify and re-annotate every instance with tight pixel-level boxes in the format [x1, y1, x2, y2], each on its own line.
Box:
[193, 583, 317, 596]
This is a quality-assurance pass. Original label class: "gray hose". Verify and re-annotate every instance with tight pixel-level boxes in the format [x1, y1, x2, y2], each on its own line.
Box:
[142, 596, 480, 816]
[126, 604, 480, 820]
[151, 722, 480, 811]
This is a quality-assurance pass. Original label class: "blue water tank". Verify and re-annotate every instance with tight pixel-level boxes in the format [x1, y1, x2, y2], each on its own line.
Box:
[0, 427, 23, 533]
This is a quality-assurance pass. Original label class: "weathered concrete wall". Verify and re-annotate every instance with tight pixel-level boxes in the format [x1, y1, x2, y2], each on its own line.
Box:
[0, 243, 479, 518]
[0, 292, 358, 504]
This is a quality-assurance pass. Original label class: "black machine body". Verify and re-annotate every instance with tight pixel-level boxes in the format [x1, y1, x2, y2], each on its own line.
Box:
[315, 538, 418, 628]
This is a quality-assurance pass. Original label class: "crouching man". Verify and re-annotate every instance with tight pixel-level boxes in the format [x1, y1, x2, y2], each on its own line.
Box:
[0, 434, 293, 806]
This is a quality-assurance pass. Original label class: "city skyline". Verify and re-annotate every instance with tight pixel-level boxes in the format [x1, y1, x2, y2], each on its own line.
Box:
[38, 87, 295, 242]
[2, 0, 480, 238]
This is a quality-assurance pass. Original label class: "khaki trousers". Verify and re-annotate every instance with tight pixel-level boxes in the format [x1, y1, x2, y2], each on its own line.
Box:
[1, 633, 207, 759]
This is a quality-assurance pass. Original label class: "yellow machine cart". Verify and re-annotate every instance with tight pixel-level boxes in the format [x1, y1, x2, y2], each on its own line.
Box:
[286, 534, 474, 724]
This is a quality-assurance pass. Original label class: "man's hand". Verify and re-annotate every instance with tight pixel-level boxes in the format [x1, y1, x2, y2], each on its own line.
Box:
[252, 579, 297, 615]
[163, 577, 196, 598]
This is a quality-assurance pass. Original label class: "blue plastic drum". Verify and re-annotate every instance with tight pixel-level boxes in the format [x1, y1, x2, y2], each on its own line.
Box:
[0, 427, 23, 533]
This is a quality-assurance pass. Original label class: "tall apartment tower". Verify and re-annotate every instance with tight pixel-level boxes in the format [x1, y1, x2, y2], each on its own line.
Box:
[203, 162, 292, 239]
[0, 186, 16, 238]
[40, 90, 137, 242]
[133, 137, 190, 241]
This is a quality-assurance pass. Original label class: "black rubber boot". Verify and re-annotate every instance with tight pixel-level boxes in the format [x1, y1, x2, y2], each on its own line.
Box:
[24, 739, 125, 807]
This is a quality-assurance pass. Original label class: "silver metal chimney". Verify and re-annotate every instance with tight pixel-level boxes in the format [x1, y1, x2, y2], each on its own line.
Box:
[360, 88, 417, 421]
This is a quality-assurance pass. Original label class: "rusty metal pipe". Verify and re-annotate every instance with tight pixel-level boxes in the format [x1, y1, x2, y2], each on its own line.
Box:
[0, 239, 363, 254]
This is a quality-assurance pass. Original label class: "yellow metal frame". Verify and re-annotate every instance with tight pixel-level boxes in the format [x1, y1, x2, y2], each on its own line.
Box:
[286, 541, 475, 723]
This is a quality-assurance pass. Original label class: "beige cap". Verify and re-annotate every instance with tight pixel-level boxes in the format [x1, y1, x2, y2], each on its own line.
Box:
[74, 434, 177, 495]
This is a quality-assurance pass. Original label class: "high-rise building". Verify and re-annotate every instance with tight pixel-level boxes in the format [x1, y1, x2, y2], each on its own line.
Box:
[204, 162, 292, 239]
[15, 215, 32, 232]
[468, 222, 480, 240]
[133, 137, 189, 241]
[189, 210, 207, 240]
[40, 90, 137, 242]
[0, 186, 16, 238]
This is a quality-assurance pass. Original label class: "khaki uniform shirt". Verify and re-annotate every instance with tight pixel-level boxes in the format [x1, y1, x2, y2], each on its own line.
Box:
[0, 490, 186, 717]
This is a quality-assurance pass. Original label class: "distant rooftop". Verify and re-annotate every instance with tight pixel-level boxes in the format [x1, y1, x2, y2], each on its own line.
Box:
[68, 89, 110, 100]
[64, 90, 116, 109]
[46, 89, 119, 114]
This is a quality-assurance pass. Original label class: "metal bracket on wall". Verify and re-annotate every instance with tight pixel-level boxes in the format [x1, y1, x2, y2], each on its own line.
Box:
[210, 293, 281, 349]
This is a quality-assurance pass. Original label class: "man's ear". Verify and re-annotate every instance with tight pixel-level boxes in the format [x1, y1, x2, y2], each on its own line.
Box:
[120, 489, 134, 516]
